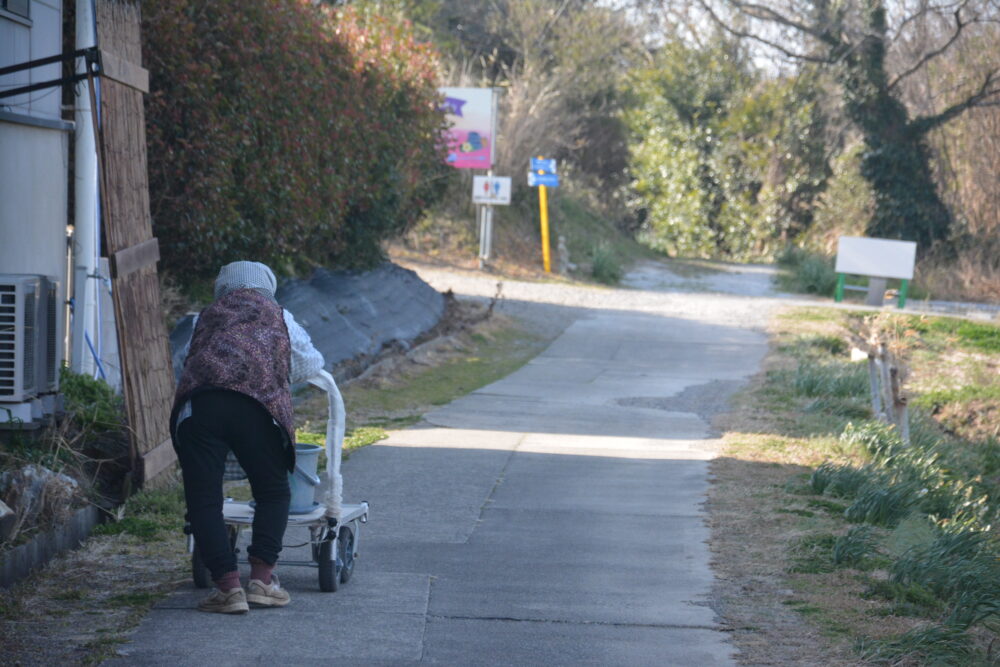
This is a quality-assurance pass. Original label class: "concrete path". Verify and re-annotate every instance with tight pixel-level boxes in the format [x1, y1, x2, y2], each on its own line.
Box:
[114, 260, 774, 666]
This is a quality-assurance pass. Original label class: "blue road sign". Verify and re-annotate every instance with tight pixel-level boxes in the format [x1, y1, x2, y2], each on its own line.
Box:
[527, 171, 560, 187]
[530, 157, 557, 174]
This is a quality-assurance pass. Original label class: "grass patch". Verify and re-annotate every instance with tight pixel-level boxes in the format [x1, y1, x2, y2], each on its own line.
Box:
[589, 241, 623, 285]
[788, 533, 838, 574]
[906, 315, 1000, 353]
[806, 497, 848, 515]
[52, 589, 86, 601]
[92, 517, 162, 540]
[776, 507, 815, 518]
[863, 579, 943, 617]
[832, 525, 881, 568]
[58, 367, 125, 433]
[552, 194, 654, 281]
[712, 304, 1000, 663]
[777, 307, 842, 323]
[91, 486, 186, 540]
[912, 384, 1000, 411]
[341, 321, 546, 424]
[775, 247, 838, 296]
[344, 426, 388, 451]
[858, 623, 976, 665]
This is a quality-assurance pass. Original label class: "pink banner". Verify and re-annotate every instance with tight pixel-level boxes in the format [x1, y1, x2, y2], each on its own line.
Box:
[440, 88, 495, 170]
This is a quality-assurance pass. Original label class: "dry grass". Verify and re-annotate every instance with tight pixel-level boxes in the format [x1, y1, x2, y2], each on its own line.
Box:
[707, 306, 964, 666]
[0, 479, 188, 666]
[915, 245, 1000, 304]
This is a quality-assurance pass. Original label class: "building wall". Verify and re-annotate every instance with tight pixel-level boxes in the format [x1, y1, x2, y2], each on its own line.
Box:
[0, 0, 69, 400]
[0, 0, 64, 120]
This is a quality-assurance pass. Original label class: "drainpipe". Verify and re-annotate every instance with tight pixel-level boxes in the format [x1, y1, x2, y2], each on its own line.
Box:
[71, 0, 98, 377]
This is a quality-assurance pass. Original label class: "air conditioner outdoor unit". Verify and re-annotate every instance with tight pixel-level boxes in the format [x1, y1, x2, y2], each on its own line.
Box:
[0, 274, 52, 403]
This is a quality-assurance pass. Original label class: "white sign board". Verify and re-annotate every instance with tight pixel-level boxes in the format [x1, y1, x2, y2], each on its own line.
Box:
[472, 176, 511, 205]
[835, 236, 916, 280]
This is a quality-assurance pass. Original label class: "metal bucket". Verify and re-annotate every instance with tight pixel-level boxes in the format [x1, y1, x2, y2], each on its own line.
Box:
[288, 443, 322, 514]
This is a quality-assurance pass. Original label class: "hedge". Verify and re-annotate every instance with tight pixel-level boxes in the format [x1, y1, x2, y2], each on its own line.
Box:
[141, 0, 452, 283]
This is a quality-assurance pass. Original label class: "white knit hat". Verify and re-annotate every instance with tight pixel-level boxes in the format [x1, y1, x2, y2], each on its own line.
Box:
[214, 261, 278, 300]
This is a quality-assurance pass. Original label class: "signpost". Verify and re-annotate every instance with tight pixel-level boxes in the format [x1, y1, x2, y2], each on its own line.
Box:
[472, 176, 512, 205]
[834, 236, 917, 308]
[439, 87, 499, 170]
[472, 176, 511, 264]
[439, 87, 505, 268]
[527, 156, 559, 273]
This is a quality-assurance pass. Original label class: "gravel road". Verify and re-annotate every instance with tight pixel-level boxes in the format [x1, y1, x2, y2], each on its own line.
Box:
[402, 258, 786, 341]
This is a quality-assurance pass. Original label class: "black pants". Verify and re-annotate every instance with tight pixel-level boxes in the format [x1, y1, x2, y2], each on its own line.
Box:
[173, 390, 290, 580]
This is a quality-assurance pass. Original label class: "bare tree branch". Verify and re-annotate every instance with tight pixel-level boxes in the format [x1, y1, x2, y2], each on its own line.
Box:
[911, 67, 1000, 133]
[889, 0, 970, 41]
[694, 0, 835, 62]
[889, 5, 974, 90]
[728, 0, 833, 40]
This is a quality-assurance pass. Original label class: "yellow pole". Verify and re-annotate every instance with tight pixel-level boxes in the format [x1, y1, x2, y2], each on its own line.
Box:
[538, 184, 552, 273]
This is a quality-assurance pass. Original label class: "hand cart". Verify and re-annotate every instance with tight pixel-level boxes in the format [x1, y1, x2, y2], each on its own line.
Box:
[187, 370, 369, 592]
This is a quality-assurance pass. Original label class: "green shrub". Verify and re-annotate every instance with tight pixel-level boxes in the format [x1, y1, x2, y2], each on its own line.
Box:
[845, 481, 919, 527]
[832, 525, 879, 567]
[859, 623, 974, 664]
[92, 486, 186, 539]
[839, 421, 904, 462]
[799, 333, 848, 356]
[142, 1, 453, 284]
[792, 362, 869, 399]
[590, 241, 623, 285]
[58, 367, 123, 432]
[777, 248, 838, 295]
[810, 462, 878, 499]
[863, 579, 942, 616]
[891, 525, 1000, 628]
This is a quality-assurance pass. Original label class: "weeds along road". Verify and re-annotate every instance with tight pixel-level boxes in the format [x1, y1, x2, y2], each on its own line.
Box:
[115, 259, 785, 666]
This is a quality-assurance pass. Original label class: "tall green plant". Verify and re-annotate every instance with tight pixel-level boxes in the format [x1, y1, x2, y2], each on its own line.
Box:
[624, 39, 829, 259]
[142, 0, 453, 284]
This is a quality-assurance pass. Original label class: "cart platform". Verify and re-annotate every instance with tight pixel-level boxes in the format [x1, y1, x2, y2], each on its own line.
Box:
[221, 499, 369, 527]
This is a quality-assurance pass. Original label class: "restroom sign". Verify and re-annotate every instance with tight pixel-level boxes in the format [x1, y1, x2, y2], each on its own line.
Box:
[472, 176, 512, 205]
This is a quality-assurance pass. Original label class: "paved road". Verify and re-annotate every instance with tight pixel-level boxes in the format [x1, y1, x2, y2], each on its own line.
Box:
[114, 260, 776, 666]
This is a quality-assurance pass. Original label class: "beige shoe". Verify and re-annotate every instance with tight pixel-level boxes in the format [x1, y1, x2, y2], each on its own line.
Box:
[197, 587, 249, 614]
[246, 574, 291, 608]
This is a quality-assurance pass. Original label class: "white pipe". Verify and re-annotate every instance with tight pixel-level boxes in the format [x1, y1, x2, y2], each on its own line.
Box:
[71, 0, 99, 377]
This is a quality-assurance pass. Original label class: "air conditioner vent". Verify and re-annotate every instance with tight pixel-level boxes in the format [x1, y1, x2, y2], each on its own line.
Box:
[0, 275, 45, 402]
[45, 279, 58, 390]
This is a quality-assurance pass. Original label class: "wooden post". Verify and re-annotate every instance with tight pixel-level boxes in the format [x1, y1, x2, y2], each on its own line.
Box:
[867, 353, 884, 419]
[95, 0, 176, 487]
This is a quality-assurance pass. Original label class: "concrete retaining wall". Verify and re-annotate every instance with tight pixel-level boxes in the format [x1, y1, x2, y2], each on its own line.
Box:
[171, 261, 445, 380]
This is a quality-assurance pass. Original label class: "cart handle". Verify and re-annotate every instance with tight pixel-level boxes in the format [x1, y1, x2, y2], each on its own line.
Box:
[307, 370, 344, 520]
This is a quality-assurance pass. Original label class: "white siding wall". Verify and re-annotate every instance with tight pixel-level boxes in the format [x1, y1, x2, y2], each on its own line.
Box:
[0, 0, 64, 119]
[0, 0, 68, 383]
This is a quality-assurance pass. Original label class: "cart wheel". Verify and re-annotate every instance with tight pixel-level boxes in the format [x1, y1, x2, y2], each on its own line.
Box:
[192, 543, 211, 589]
[338, 527, 355, 584]
[318, 537, 339, 592]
